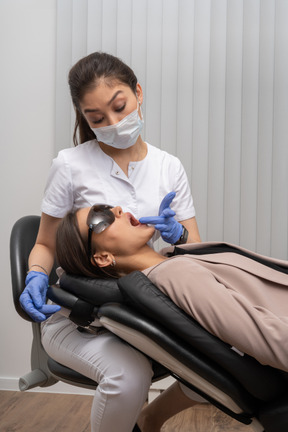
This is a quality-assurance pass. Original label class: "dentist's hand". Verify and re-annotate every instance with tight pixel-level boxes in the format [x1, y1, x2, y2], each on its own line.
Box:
[20, 271, 61, 322]
[139, 191, 183, 244]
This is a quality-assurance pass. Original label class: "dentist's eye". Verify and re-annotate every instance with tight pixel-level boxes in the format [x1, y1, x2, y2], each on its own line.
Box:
[115, 104, 126, 112]
[92, 117, 104, 125]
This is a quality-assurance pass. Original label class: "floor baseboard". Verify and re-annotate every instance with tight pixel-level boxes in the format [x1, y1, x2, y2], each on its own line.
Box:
[0, 377, 94, 395]
[0, 377, 166, 399]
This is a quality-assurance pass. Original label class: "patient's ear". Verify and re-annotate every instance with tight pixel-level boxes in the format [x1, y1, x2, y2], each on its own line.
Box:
[93, 252, 114, 268]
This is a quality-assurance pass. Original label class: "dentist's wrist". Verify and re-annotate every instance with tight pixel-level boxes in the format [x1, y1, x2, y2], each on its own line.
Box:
[173, 225, 189, 245]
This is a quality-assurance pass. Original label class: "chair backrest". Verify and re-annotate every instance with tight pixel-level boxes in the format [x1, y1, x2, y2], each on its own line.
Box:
[118, 271, 288, 402]
[10, 215, 58, 321]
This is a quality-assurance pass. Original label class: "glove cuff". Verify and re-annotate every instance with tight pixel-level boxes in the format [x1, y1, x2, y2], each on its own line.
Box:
[25, 270, 49, 285]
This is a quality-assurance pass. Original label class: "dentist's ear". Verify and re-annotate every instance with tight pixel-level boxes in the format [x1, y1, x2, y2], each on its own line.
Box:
[93, 252, 115, 268]
[136, 83, 143, 105]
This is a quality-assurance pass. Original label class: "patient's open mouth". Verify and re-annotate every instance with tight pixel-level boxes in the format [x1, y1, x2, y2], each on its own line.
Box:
[127, 213, 140, 226]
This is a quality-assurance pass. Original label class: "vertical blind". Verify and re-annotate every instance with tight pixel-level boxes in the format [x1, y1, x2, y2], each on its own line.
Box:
[55, 0, 288, 259]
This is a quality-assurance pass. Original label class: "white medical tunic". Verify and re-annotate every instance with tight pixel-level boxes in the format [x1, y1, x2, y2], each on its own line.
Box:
[42, 141, 195, 238]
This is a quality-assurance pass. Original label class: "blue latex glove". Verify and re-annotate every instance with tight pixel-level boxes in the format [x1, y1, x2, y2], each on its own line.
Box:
[139, 191, 183, 244]
[20, 271, 61, 322]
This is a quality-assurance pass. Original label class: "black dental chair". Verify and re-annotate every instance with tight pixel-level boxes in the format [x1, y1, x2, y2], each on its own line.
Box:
[11, 216, 288, 432]
[10, 215, 167, 392]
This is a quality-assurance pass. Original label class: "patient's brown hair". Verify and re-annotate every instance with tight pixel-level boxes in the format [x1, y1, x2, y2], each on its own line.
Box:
[56, 210, 118, 279]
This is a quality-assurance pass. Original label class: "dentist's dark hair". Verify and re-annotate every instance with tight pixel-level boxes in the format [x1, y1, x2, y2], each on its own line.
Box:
[68, 52, 138, 146]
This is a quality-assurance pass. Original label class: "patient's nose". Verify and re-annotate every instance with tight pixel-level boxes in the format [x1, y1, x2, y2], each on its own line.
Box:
[113, 206, 122, 217]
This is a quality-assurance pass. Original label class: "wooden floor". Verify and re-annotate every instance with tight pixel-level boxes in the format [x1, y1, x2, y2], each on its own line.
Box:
[0, 390, 255, 432]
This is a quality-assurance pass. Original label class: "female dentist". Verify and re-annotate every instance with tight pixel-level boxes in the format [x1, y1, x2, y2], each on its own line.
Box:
[20, 52, 201, 432]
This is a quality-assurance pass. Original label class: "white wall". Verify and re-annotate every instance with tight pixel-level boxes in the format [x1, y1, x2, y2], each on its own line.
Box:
[0, 0, 58, 390]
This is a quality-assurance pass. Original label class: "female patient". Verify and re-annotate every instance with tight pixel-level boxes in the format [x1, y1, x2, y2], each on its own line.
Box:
[55, 203, 288, 377]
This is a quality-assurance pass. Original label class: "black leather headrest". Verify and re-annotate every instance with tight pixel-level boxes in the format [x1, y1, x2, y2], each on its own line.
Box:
[59, 273, 124, 306]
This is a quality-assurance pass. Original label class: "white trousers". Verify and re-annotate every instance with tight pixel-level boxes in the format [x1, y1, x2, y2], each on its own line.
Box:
[41, 313, 153, 432]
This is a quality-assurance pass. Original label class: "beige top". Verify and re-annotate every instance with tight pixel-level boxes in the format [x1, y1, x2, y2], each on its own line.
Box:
[142, 242, 288, 371]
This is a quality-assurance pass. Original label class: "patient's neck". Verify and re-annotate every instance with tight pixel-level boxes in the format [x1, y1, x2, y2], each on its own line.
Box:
[118, 246, 168, 275]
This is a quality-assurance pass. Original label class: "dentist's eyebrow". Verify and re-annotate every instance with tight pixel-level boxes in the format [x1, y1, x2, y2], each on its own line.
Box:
[84, 90, 123, 113]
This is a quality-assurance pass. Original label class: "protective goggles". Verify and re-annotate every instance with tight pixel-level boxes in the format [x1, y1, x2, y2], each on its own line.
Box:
[86, 204, 115, 258]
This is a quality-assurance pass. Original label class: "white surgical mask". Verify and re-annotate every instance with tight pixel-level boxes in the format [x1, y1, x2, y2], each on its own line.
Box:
[91, 104, 144, 149]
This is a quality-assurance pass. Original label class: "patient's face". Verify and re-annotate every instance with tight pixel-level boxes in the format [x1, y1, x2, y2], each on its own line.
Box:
[77, 206, 155, 257]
